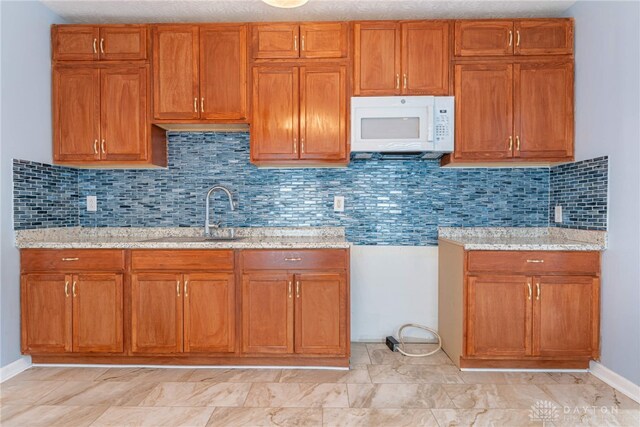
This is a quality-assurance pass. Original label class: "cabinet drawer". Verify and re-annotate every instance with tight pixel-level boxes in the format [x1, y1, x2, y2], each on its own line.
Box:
[131, 250, 234, 271]
[21, 249, 125, 272]
[467, 251, 599, 275]
[242, 250, 347, 270]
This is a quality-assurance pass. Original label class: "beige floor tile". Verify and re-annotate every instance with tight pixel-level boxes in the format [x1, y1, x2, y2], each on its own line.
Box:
[0, 380, 66, 405]
[553, 408, 640, 426]
[350, 344, 371, 366]
[323, 408, 438, 426]
[139, 382, 251, 407]
[279, 365, 370, 384]
[431, 408, 544, 427]
[187, 368, 282, 383]
[35, 380, 158, 406]
[208, 407, 322, 426]
[368, 364, 463, 384]
[460, 371, 557, 385]
[442, 384, 556, 409]
[367, 344, 454, 366]
[0, 404, 107, 427]
[548, 372, 607, 385]
[347, 383, 454, 409]
[244, 383, 349, 408]
[95, 367, 195, 383]
[0, 405, 33, 423]
[90, 406, 215, 426]
[539, 383, 640, 410]
[9, 366, 109, 382]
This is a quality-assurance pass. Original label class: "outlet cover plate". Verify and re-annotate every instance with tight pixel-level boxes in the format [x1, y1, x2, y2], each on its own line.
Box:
[87, 196, 97, 212]
[334, 196, 345, 212]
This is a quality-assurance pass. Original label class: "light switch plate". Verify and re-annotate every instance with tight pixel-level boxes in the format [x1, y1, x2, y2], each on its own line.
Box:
[334, 196, 345, 212]
[554, 205, 563, 223]
[87, 196, 97, 212]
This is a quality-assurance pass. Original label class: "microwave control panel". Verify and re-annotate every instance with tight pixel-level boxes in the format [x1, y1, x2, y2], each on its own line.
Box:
[433, 97, 455, 152]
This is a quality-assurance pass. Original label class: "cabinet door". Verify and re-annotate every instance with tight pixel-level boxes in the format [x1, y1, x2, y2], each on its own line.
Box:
[294, 273, 347, 355]
[514, 20, 573, 56]
[52, 26, 99, 61]
[72, 274, 123, 353]
[152, 25, 199, 119]
[401, 22, 450, 95]
[251, 67, 299, 161]
[21, 274, 72, 353]
[184, 272, 235, 353]
[131, 273, 183, 353]
[354, 22, 401, 95]
[100, 66, 148, 161]
[53, 67, 101, 162]
[299, 66, 347, 161]
[242, 272, 293, 354]
[99, 26, 148, 60]
[514, 62, 573, 160]
[199, 25, 248, 120]
[299, 23, 348, 59]
[466, 275, 532, 357]
[533, 276, 598, 357]
[454, 21, 514, 56]
[454, 63, 514, 160]
[251, 24, 299, 59]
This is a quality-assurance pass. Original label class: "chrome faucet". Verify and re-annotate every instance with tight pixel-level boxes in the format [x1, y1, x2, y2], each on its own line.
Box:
[204, 185, 235, 237]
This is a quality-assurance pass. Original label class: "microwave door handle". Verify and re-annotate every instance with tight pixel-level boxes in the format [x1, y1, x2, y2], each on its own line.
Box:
[427, 104, 434, 142]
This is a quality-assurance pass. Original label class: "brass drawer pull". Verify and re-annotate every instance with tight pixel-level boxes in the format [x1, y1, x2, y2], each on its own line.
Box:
[72, 281, 77, 297]
[65, 281, 70, 297]
[93, 38, 97, 54]
[296, 281, 300, 298]
[516, 30, 521, 47]
[176, 280, 181, 297]
[284, 257, 302, 262]
[61, 257, 79, 261]
[536, 282, 541, 300]
[288, 281, 292, 298]
[526, 259, 545, 263]
[184, 280, 189, 297]
[508, 30, 513, 47]
[527, 282, 532, 300]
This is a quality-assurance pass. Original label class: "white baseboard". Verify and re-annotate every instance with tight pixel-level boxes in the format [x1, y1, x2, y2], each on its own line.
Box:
[0, 356, 32, 383]
[590, 361, 640, 403]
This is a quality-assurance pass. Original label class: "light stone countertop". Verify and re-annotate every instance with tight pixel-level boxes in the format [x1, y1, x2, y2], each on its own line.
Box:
[15, 227, 350, 250]
[438, 227, 607, 251]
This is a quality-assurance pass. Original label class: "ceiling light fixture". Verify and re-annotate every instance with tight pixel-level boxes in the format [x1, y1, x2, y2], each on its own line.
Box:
[261, 0, 309, 8]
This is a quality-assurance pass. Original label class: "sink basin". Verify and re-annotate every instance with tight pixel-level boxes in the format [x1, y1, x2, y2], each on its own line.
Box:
[142, 236, 245, 243]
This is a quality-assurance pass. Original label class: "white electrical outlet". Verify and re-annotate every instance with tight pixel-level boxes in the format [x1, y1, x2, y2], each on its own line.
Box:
[87, 196, 97, 212]
[554, 205, 563, 223]
[334, 196, 345, 212]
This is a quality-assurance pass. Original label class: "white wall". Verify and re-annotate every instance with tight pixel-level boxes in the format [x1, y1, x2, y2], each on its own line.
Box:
[0, 1, 64, 368]
[351, 246, 438, 341]
[565, 1, 640, 386]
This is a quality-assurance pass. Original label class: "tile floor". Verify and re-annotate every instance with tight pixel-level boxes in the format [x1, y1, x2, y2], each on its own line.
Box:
[1, 344, 638, 426]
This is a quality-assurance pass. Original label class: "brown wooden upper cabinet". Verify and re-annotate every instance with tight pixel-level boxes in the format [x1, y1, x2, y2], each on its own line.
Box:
[454, 19, 573, 57]
[53, 64, 150, 164]
[152, 24, 248, 121]
[354, 21, 450, 96]
[52, 25, 148, 61]
[251, 65, 347, 165]
[251, 23, 348, 59]
[451, 60, 573, 163]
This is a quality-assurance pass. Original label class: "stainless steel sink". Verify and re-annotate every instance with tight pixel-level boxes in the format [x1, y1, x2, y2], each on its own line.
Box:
[142, 236, 245, 243]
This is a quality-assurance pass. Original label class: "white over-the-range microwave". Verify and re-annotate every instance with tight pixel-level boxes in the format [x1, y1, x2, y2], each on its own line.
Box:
[350, 96, 454, 154]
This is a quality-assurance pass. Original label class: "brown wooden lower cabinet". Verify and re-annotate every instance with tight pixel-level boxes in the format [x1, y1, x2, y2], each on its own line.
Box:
[21, 248, 349, 366]
[21, 271, 123, 354]
[241, 270, 347, 355]
[131, 271, 235, 354]
[438, 241, 600, 369]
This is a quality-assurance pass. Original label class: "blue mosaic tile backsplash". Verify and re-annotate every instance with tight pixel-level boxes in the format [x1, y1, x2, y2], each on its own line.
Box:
[74, 132, 549, 245]
[550, 156, 608, 230]
[13, 159, 79, 229]
[13, 132, 605, 244]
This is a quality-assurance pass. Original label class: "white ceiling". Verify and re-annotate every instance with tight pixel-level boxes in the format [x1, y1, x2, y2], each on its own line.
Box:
[41, 0, 576, 24]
